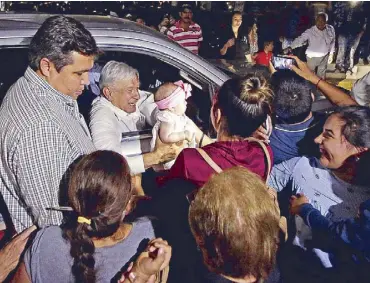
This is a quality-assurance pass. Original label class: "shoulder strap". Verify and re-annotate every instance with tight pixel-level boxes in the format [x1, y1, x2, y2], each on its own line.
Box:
[246, 138, 287, 240]
[196, 148, 223, 174]
[245, 137, 272, 182]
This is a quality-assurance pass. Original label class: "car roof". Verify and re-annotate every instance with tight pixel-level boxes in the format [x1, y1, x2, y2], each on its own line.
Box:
[0, 13, 229, 86]
[0, 12, 166, 37]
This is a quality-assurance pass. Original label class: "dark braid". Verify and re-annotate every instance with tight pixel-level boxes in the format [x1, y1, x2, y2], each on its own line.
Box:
[63, 221, 95, 283]
[61, 150, 133, 283]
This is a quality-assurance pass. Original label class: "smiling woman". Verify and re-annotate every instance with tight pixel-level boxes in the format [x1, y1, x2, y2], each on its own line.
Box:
[268, 105, 370, 268]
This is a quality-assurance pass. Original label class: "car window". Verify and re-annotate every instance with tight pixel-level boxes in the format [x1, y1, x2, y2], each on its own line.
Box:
[81, 50, 212, 132]
[0, 47, 28, 105]
[0, 47, 212, 133]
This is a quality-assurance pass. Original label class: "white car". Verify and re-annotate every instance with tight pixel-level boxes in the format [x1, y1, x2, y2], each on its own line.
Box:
[0, 13, 332, 135]
[0, 13, 230, 131]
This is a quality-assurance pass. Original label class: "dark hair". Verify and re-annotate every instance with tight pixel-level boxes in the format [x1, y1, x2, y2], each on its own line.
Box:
[214, 75, 272, 137]
[62, 150, 132, 283]
[333, 106, 370, 148]
[333, 106, 370, 186]
[29, 16, 99, 72]
[180, 3, 193, 13]
[249, 65, 271, 80]
[231, 11, 242, 18]
[263, 40, 274, 48]
[271, 70, 313, 124]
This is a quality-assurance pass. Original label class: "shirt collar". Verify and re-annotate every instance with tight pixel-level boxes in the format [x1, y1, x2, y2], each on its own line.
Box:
[24, 66, 76, 107]
[175, 20, 195, 29]
[96, 96, 141, 120]
[314, 25, 326, 32]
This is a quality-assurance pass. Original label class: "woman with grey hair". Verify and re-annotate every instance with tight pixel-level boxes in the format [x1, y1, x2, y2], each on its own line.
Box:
[89, 61, 183, 188]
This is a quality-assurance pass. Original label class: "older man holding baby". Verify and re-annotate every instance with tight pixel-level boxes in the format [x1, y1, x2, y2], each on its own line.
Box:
[89, 61, 210, 193]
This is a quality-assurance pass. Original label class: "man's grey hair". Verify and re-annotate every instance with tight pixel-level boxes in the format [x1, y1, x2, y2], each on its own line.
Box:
[316, 12, 328, 22]
[99, 60, 139, 89]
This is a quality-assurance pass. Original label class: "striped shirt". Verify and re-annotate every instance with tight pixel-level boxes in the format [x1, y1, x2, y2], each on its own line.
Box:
[167, 20, 203, 54]
[0, 67, 95, 232]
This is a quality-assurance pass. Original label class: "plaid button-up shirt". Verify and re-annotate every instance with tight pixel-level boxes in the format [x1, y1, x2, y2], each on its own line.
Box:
[0, 67, 95, 232]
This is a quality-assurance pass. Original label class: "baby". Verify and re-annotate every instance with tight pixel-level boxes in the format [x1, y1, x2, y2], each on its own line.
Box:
[151, 81, 197, 170]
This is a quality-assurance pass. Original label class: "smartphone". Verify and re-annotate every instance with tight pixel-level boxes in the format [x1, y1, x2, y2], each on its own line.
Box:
[272, 55, 296, 70]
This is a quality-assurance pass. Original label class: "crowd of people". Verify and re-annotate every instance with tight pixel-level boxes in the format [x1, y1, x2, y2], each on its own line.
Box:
[116, 2, 370, 80]
[0, 4, 369, 283]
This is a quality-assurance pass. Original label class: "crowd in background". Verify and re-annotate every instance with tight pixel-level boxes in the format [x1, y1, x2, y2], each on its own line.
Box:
[0, 2, 370, 283]
[112, 1, 370, 72]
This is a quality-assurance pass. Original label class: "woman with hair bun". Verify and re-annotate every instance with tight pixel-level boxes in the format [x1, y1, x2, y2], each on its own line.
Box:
[14, 150, 171, 283]
[160, 74, 274, 188]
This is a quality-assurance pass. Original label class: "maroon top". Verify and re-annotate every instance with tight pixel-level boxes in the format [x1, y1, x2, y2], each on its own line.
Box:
[158, 140, 273, 188]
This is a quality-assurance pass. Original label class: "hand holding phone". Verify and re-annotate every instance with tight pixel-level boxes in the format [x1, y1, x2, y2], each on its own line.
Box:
[272, 55, 297, 70]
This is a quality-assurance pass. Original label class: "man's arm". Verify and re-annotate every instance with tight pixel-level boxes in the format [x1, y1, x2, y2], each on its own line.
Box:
[10, 262, 31, 283]
[329, 26, 336, 54]
[198, 26, 203, 50]
[90, 106, 147, 174]
[289, 55, 358, 106]
[166, 27, 175, 41]
[0, 225, 36, 282]
[90, 105, 183, 174]
[12, 122, 78, 231]
[290, 28, 311, 49]
[143, 135, 184, 170]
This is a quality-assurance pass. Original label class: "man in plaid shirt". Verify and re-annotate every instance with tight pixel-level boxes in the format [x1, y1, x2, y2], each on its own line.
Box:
[0, 16, 99, 232]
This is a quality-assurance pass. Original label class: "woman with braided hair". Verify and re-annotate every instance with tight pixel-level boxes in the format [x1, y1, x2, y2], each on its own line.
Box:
[13, 150, 170, 283]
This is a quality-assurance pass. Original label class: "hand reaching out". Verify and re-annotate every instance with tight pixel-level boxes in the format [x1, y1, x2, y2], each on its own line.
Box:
[289, 194, 309, 215]
[327, 53, 334, 65]
[154, 134, 184, 164]
[0, 225, 37, 282]
[252, 116, 272, 143]
[118, 238, 172, 283]
[287, 55, 319, 84]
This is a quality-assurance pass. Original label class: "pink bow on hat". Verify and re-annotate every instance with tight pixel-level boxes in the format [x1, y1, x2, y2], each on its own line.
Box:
[174, 80, 192, 99]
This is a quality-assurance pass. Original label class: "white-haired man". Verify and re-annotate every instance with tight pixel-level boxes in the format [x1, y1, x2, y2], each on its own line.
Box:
[89, 61, 182, 176]
[286, 13, 335, 79]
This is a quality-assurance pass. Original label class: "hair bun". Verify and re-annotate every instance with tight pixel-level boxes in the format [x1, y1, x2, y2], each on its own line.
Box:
[245, 77, 261, 92]
[240, 75, 273, 104]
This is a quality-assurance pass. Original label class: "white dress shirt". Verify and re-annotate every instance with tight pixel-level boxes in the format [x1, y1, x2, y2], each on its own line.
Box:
[290, 25, 335, 58]
[89, 90, 158, 175]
